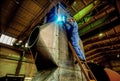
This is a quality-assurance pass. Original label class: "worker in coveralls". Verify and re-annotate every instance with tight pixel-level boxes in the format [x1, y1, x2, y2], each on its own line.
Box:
[64, 17, 86, 62]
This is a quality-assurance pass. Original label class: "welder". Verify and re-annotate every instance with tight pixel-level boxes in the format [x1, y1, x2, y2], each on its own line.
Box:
[64, 17, 86, 62]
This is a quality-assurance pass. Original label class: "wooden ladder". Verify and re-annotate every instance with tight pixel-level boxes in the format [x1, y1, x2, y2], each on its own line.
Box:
[68, 41, 97, 81]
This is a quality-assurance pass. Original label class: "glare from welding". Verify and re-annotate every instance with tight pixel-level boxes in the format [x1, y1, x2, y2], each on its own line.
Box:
[57, 16, 65, 22]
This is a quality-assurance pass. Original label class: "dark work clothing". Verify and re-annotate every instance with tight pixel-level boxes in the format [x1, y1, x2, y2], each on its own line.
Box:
[65, 20, 86, 60]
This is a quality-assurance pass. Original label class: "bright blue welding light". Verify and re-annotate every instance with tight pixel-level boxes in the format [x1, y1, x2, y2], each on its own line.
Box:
[57, 16, 65, 22]
[57, 16, 62, 21]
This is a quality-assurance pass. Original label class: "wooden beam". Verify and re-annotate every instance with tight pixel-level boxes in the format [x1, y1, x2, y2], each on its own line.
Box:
[79, 5, 115, 30]
[0, 55, 33, 64]
[15, 51, 25, 76]
[115, 0, 120, 15]
[0, 43, 23, 52]
[17, 0, 58, 42]
[85, 43, 120, 54]
[3, 0, 24, 34]
[86, 52, 102, 60]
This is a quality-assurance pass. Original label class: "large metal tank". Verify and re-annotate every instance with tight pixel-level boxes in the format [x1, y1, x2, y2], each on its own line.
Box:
[28, 22, 88, 81]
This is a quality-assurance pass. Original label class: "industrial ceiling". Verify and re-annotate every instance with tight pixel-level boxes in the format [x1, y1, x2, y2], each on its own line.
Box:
[0, 0, 120, 73]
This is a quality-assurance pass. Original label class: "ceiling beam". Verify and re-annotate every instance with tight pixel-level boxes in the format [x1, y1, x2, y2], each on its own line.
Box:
[84, 31, 120, 47]
[87, 55, 104, 62]
[80, 16, 119, 41]
[3, 0, 24, 34]
[17, 0, 58, 43]
[83, 24, 120, 44]
[85, 44, 120, 56]
[84, 40, 120, 52]
[0, 43, 23, 52]
[79, 5, 115, 30]
[80, 15, 118, 36]
[74, 0, 100, 22]
[86, 52, 102, 60]
[115, 0, 120, 15]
